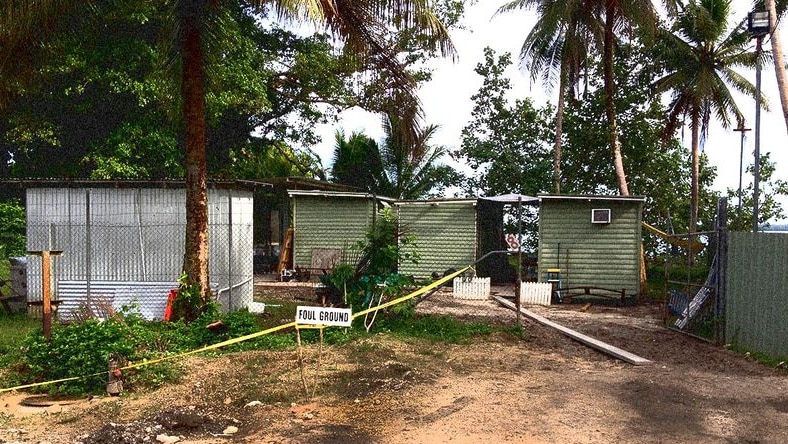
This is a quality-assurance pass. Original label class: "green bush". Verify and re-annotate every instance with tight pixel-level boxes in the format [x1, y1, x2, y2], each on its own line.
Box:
[0, 200, 25, 260]
[19, 314, 172, 395]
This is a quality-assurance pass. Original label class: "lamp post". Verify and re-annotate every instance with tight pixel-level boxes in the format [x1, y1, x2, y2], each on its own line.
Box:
[733, 124, 751, 216]
[748, 10, 770, 232]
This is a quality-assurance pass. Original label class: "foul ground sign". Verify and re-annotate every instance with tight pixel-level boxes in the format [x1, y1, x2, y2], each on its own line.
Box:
[295, 306, 352, 327]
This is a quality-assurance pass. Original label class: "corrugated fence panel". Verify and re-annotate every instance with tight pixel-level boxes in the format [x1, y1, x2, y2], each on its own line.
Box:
[292, 196, 373, 268]
[538, 200, 642, 295]
[726, 232, 788, 358]
[397, 202, 477, 279]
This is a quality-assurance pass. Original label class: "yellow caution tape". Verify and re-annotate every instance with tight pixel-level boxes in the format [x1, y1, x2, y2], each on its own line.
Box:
[0, 266, 470, 394]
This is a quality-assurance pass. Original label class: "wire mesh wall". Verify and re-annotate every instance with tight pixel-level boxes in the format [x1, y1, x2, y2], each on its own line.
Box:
[25, 187, 253, 320]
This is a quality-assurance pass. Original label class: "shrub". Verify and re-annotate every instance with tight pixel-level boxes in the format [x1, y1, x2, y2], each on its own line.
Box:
[19, 313, 175, 395]
[0, 200, 25, 259]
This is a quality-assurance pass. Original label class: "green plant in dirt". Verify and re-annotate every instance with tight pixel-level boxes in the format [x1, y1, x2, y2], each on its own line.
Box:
[323, 262, 355, 304]
[178, 308, 257, 349]
[356, 208, 418, 277]
[171, 272, 216, 323]
[16, 313, 178, 395]
[323, 208, 419, 312]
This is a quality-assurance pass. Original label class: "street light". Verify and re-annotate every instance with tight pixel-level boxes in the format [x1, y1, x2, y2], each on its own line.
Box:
[747, 10, 770, 232]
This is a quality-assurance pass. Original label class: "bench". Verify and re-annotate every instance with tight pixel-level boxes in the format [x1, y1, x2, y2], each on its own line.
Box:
[559, 286, 628, 304]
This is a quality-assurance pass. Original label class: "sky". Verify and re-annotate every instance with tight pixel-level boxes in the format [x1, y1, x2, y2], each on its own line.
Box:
[312, 0, 788, 218]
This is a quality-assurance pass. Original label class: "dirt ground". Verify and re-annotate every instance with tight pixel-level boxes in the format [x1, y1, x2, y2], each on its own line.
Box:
[1, 284, 786, 444]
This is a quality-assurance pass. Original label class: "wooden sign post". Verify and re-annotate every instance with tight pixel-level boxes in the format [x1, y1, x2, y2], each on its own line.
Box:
[28, 250, 63, 341]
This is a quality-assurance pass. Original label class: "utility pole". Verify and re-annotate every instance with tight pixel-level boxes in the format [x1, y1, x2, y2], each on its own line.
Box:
[733, 125, 751, 216]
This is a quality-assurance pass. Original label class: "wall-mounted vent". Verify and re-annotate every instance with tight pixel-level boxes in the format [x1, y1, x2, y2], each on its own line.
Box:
[591, 208, 611, 224]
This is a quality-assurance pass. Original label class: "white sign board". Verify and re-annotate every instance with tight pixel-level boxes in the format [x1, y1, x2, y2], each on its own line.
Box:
[295, 306, 352, 327]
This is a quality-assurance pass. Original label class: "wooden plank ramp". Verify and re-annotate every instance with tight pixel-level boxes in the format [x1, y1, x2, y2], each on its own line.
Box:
[493, 295, 651, 366]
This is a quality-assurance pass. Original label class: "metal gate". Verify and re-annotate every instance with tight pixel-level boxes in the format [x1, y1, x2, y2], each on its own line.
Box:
[661, 200, 727, 344]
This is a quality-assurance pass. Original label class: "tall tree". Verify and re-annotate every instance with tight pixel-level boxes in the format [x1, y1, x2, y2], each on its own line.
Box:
[764, 0, 788, 132]
[654, 0, 760, 234]
[331, 116, 458, 199]
[454, 48, 552, 197]
[496, 0, 601, 194]
[726, 152, 788, 230]
[2, 0, 455, 304]
[597, 0, 667, 196]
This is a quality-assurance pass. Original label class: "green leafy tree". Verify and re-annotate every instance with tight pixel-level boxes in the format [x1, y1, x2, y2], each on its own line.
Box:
[560, 41, 719, 249]
[0, 200, 26, 259]
[654, 0, 761, 234]
[331, 114, 459, 199]
[2, 0, 455, 305]
[727, 153, 788, 231]
[454, 47, 552, 197]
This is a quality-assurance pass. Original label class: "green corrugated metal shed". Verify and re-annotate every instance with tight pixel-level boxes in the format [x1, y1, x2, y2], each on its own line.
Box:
[289, 191, 391, 268]
[396, 200, 478, 279]
[537, 195, 645, 296]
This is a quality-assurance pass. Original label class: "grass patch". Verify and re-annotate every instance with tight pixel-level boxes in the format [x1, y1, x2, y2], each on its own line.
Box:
[728, 344, 788, 370]
[0, 313, 39, 366]
[1, 297, 523, 396]
[373, 314, 496, 344]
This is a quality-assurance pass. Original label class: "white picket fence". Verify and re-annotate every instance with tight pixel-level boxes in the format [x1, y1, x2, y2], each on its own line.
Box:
[519, 282, 552, 306]
[452, 277, 491, 300]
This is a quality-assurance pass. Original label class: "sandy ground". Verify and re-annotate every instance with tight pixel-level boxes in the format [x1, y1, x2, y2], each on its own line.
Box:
[1, 287, 786, 444]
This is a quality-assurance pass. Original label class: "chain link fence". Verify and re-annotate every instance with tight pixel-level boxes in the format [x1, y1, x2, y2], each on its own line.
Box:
[24, 187, 254, 320]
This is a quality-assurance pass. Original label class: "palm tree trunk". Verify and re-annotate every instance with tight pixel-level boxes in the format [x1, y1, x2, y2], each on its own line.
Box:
[554, 60, 566, 194]
[689, 112, 700, 265]
[603, 4, 629, 196]
[766, 0, 788, 133]
[181, 3, 211, 303]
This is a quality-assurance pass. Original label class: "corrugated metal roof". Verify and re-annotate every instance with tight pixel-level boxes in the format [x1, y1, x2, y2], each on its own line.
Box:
[479, 194, 539, 204]
[1, 178, 271, 190]
[393, 198, 478, 206]
[261, 176, 358, 192]
[539, 194, 646, 203]
[288, 189, 396, 203]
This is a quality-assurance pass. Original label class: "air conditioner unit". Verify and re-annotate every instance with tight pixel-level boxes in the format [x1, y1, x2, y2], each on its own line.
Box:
[591, 208, 611, 224]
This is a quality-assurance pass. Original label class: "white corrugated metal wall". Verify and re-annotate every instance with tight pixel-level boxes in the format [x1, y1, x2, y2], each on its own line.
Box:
[26, 187, 252, 317]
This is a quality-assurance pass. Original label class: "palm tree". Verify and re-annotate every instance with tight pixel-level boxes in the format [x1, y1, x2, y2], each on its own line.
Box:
[598, 0, 673, 196]
[331, 114, 455, 199]
[3, 0, 455, 303]
[496, 0, 601, 194]
[655, 0, 761, 234]
[331, 131, 387, 192]
[498, 0, 678, 196]
[379, 112, 454, 199]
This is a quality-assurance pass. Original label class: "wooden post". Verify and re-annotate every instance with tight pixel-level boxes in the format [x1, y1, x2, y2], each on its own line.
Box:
[29, 250, 63, 341]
